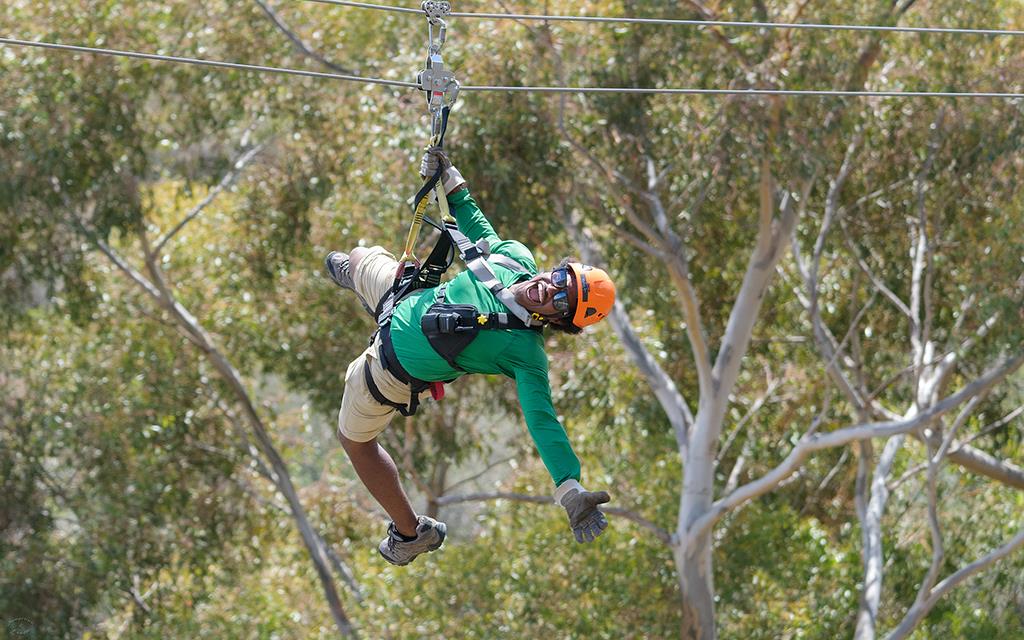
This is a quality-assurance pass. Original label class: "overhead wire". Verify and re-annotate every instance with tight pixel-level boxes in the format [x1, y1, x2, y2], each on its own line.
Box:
[459, 85, 1024, 99]
[304, 0, 1024, 38]
[2, 36, 1023, 99]
[0, 37, 417, 89]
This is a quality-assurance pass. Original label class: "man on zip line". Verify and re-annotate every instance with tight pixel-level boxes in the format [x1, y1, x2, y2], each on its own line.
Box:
[325, 146, 616, 565]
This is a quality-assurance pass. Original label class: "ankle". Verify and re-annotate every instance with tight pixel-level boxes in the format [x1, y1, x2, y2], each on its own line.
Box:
[394, 526, 418, 541]
[394, 517, 419, 540]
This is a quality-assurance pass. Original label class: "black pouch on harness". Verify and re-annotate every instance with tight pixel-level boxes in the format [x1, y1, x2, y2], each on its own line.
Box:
[420, 303, 482, 371]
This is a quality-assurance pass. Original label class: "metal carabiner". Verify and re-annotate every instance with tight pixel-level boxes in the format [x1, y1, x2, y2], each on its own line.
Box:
[428, 19, 447, 55]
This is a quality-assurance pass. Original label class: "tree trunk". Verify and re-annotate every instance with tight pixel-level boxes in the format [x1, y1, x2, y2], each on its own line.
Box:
[678, 406, 722, 640]
[96, 239, 361, 638]
[181, 309, 360, 639]
[854, 435, 903, 640]
[677, 536, 716, 640]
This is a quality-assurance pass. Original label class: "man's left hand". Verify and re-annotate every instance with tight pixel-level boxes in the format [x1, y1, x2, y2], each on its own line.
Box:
[555, 480, 611, 543]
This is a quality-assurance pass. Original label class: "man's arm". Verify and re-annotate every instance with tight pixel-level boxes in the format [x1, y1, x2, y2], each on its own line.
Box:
[448, 189, 500, 246]
[420, 146, 500, 245]
[512, 363, 581, 487]
[512, 358, 611, 544]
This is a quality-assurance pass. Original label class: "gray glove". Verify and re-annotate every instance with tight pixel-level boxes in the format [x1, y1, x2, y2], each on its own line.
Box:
[555, 480, 611, 543]
[419, 145, 452, 178]
[419, 145, 465, 193]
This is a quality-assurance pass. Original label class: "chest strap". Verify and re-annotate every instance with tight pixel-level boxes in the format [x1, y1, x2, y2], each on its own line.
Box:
[443, 223, 541, 327]
[368, 224, 540, 413]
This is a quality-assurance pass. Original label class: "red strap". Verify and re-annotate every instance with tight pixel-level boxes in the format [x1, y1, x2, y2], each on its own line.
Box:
[429, 381, 446, 401]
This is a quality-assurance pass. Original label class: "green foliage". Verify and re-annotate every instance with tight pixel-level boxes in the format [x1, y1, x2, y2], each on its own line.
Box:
[2, 0, 1024, 638]
[716, 501, 861, 639]
[2, 303, 266, 638]
[358, 497, 682, 639]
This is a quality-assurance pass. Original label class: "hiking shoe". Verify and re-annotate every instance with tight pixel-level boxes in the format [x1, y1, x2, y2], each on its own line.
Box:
[378, 516, 447, 566]
[324, 251, 373, 314]
[325, 251, 356, 291]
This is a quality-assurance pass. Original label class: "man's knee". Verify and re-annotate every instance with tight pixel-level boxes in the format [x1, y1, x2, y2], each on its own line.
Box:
[337, 430, 378, 458]
[337, 428, 357, 449]
[348, 246, 374, 275]
[337, 429, 374, 453]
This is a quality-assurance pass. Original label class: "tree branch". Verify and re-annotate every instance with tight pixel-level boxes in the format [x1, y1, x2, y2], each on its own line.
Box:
[91, 221, 359, 636]
[541, 24, 714, 397]
[689, 353, 1024, 540]
[154, 137, 269, 254]
[254, 0, 357, 74]
[558, 200, 694, 453]
[93, 236, 162, 300]
[444, 455, 516, 495]
[885, 528, 1024, 640]
[710, 181, 800, 406]
[715, 374, 782, 470]
[943, 442, 1024, 491]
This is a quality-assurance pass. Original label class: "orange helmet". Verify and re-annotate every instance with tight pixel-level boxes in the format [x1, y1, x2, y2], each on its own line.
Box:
[567, 263, 615, 328]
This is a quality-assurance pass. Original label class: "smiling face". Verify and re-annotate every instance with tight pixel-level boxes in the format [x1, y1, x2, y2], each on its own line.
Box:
[510, 268, 577, 320]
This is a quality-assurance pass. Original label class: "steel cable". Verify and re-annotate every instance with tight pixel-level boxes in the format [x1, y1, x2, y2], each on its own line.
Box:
[3, 37, 1022, 99]
[304, 0, 1024, 38]
[0, 37, 418, 89]
[459, 85, 1024, 99]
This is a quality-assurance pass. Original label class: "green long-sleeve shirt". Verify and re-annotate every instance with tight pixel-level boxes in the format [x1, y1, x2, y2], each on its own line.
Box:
[389, 189, 581, 486]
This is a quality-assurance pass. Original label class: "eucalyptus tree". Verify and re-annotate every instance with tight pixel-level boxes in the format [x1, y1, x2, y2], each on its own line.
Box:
[469, 0, 1024, 637]
[0, 0, 390, 634]
[5, 0, 1024, 637]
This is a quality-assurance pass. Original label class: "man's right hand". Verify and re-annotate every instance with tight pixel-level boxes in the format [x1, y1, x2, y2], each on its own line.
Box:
[419, 145, 452, 179]
[419, 145, 466, 194]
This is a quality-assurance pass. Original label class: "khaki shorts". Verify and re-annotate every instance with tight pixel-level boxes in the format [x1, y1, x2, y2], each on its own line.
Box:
[337, 247, 413, 443]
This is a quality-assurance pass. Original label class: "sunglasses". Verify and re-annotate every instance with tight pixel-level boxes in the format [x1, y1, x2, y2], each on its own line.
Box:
[550, 267, 573, 314]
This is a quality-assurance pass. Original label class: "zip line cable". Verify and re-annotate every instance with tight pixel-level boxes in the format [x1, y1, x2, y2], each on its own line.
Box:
[459, 85, 1024, 99]
[0, 37, 417, 89]
[3, 37, 1023, 99]
[304, 0, 1024, 38]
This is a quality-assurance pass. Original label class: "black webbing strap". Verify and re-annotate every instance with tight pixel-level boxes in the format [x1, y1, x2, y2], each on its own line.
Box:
[363, 361, 419, 417]
[409, 107, 451, 219]
[474, 311, 541, 331]
[377, 109, 454, 330]
[377, 324, 428, 391]
[363, 107, 458, 416]
[417, 230, 455, 290]
[363, 325, 430, 417]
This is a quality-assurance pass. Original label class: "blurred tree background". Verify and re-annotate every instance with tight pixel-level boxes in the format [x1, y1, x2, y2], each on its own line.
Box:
[1, 1, 1022, 638]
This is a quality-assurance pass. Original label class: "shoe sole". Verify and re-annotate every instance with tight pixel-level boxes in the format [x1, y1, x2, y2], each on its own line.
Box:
[379, 523, 447, 566]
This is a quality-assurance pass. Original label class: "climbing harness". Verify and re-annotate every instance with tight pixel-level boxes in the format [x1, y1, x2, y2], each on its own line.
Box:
[363, 2, 543, 416]
[419, 255, 542, 371]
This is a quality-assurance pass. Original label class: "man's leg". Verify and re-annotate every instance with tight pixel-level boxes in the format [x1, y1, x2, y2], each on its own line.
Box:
[348, 246, 374, 274]
[334, 245, 448, 563]
[337, 359, 446, 565]
[337, 433, 418, 537]
[324, 246, 396, 316]
[324, 250, 373, 315]
[334, 244, 413, 532]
